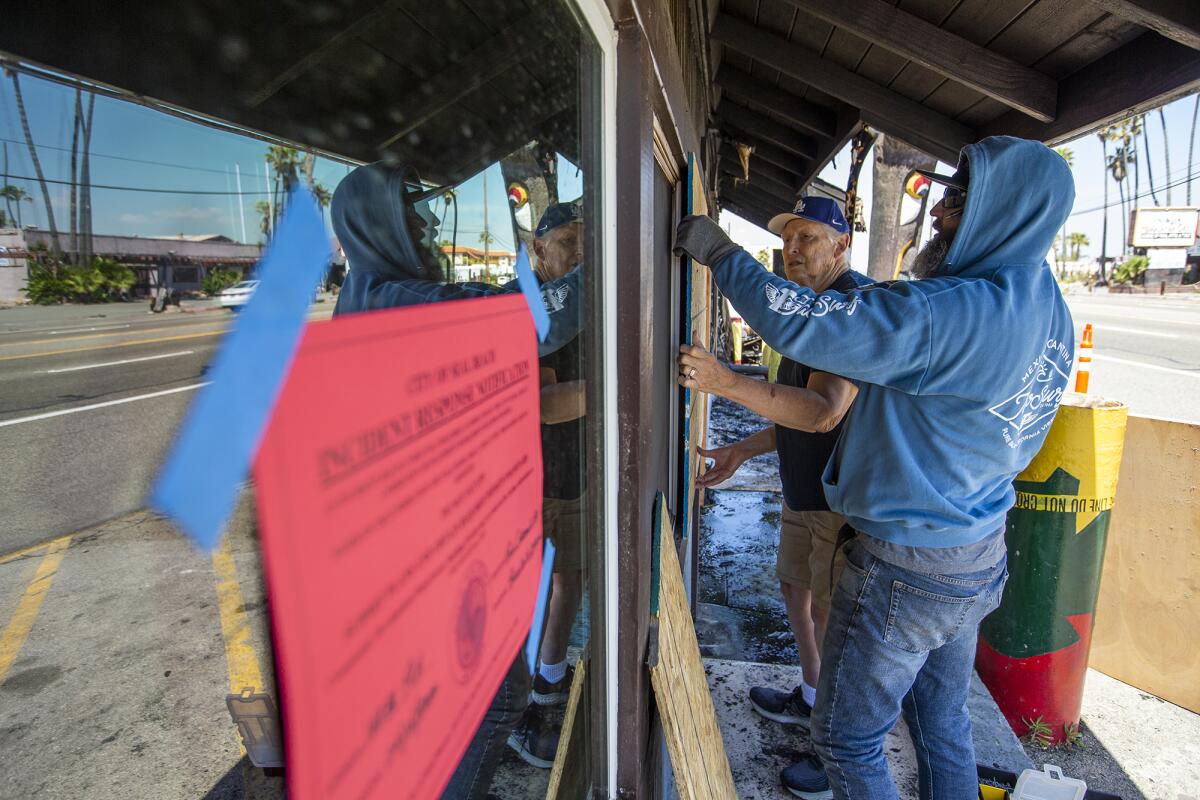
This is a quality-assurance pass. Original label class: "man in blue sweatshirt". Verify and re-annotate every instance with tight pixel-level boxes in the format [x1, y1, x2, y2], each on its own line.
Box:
[674, 136, 1075, 800]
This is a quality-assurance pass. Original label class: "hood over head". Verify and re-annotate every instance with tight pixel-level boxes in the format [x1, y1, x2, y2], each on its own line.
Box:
[943, 136, 1075, 275]
[331, 161, 444, 282]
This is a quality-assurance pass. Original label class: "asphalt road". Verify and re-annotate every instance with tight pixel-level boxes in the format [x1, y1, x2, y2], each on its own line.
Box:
[1063, 291, 1200, 423]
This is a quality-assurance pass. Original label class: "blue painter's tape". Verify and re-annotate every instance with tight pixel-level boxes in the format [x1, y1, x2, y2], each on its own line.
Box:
[526, 538, 556, 674]
[150, 187, 331, 550]
[514, 243, 550, 342]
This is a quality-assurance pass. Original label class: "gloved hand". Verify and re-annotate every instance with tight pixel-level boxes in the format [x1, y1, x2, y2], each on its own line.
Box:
[673, 214, 740, 267]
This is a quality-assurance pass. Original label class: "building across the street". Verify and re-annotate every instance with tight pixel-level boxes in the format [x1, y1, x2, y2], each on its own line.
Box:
[440, 244, 516, 283]
[0, 229, 263, 301]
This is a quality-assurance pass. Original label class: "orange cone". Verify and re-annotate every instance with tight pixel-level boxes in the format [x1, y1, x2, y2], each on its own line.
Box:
[1074, 323, 1093, 393]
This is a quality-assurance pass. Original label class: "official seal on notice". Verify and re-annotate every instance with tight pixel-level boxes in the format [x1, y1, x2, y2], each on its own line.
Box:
[454, 561, 488, 682]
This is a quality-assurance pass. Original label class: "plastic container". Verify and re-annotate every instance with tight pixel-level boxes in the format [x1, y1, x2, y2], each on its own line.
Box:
[1012, 765, 1087, 800]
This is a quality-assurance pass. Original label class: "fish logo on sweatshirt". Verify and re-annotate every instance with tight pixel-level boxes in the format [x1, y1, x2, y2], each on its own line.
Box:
[765, 283, 861, 318]
[988, 338, 1072, 448]
[542, 284, 570, 313]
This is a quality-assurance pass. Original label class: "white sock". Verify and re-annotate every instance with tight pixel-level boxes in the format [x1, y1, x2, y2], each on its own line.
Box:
[801, 681, 817, 708]
[539, 659, 567, 684]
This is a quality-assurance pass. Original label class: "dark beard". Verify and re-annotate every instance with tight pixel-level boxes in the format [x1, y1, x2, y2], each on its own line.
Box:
[911, 233, 951, 279]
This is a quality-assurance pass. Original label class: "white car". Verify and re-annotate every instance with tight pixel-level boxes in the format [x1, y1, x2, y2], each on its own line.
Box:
[218, 280, 259, 310]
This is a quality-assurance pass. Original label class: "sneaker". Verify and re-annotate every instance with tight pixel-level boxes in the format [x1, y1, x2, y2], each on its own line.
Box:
[506, 704, 560, 769]
[531, 664, 575, 706]
[781, 752, 832, 800]
[748, 685, 812, 727]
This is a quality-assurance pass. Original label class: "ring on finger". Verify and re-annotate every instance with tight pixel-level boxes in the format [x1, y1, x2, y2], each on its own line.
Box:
[688, 367, 697, 378]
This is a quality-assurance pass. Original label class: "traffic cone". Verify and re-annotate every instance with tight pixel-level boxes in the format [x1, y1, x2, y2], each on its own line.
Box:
[1074, 323, 1092, 393]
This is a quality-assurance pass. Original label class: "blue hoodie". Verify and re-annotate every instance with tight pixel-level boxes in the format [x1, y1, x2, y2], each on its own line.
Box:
[331, 162, 582, 356]
[709, 136, 1076, 549]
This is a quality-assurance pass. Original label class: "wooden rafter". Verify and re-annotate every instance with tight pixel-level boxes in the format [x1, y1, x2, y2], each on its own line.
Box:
[775, 0, 1057, 122]
[1086, 0, 1200, 50]
[717, 143, 799, 192]
[714, 64, 837, 139]
[711, 13, 976, 163]
[983, 31, 1200, 145]
[720, 177, 793, 215]
[718, 125, 811, 176]
[714, 100, 820, 160]
[721, 199, 774, 231]
[717, 158, 797, 201]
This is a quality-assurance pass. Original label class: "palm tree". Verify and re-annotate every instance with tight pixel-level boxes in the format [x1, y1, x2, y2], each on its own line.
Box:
[0, 185, 31, 228]
[1158, 108, 1172, 205]
[1098, 130, 1110, 282]
[1068, 232, 1089, 262]
[1054, 147, 1074, 265]
[1189, 95, 1198, 205]
[6, 68, 61, 256]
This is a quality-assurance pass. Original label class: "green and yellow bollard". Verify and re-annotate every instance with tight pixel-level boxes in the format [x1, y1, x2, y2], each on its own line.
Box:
[976, 394, 1128, 744]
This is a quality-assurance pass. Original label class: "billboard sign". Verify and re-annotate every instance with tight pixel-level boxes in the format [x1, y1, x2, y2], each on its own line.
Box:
[1129, 207, 1199, 248]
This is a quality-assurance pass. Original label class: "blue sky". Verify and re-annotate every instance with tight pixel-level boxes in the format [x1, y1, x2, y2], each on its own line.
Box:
[0, 73, 581, 250]
[3, 70, 1195, 264]
[724, 93, 1200, 272]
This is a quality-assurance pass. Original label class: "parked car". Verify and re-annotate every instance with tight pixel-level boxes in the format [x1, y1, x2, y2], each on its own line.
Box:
[217, 280, 259, 310]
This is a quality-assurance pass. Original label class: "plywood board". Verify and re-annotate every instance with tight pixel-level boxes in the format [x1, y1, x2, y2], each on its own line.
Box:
[1090, 415, 1200, 713]
[649, 494, 737, 799]
[544, 658, 587, 800]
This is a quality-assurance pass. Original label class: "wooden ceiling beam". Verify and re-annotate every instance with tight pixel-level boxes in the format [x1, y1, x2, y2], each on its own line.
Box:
[1086, 0, 1200, 50]
[720, 176, 794, 215]
[714, 100, 820, 160]
[714, 64, 837, 139]
[717, 143, 800, 192]
[982, 31, 1200, 145]
[775, 0, 1057, 122]
[721, 199, 775, 232]
[717, 158, 797, 202]
[711, 13, 976, 160]
[717, 125, 812, 176]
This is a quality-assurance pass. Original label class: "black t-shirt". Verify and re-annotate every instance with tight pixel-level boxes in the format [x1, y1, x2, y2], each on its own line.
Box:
[774, 270, 866, 511]
[540, 333, 586, 500]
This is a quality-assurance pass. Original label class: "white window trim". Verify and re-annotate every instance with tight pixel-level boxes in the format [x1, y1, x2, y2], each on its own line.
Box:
[572, 0, 619, 795]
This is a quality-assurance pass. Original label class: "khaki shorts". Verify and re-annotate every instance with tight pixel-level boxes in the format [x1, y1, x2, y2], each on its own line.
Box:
[544, 495, 584, 572]
[776, 506, 847, 610]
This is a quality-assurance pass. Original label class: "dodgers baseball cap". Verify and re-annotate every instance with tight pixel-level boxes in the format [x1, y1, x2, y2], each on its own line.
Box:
[767, 196, 851, 236]
[535, 202, 583, 238]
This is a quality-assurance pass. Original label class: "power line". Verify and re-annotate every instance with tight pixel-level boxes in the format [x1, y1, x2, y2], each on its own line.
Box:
[2, 172, 271, 196]
[1068, 167, 1200, 217]
[0, 136, 237, 176]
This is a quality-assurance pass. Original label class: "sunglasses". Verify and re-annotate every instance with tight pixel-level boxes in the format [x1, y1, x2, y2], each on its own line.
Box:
[942, 186, 967, 210]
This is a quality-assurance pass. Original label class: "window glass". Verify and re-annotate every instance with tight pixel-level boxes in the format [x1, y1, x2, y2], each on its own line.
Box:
[0, 1, 602, 797]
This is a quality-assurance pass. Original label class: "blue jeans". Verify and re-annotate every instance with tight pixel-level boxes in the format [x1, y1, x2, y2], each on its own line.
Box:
[441, 653, 530, 799]
[811, 539, 1007, 800]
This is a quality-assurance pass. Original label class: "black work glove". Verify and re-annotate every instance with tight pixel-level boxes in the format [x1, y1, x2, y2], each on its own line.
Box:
[672, 214, 740, 267]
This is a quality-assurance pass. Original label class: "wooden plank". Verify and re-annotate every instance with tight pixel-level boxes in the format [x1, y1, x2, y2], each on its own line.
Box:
[714, 100, 821, 160]
[711, 13, 977, 160]
[722, 201, 775, 232]
[648, 495, 737, 799]
[714, 64, 838, 138]
[1090, 416, 1200, 715]
[778, 0, 1058, 121]
[1086, 0, 1200, 50]
[720, 177, 794, 217]
[544, 658, 588, 800]
[983, 31, 1200, 145]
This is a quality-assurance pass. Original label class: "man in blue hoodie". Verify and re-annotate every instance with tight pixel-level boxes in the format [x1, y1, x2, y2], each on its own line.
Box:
[673, 136, 1075, 800]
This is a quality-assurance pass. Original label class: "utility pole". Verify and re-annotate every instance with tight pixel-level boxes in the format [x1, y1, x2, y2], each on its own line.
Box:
[482, 169, 491, 282]
[263, 161, 273, 237]
[234, 163, 248, 243]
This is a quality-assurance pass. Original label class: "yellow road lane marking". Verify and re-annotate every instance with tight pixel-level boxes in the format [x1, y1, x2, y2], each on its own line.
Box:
[4, 321, 228, 348]
[0, 330, 224, 363]
[0, 536, 71, 683]
[213, 539, 266, 754]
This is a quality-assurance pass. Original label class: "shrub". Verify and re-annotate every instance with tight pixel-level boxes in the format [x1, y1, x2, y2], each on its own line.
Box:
[202, 267, 241, 296]
[23, 257, 137, 304]
[1111, 255, 1148, 285]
